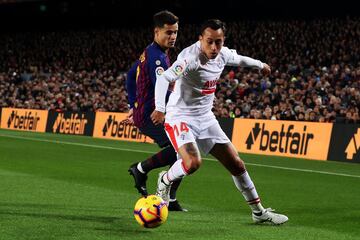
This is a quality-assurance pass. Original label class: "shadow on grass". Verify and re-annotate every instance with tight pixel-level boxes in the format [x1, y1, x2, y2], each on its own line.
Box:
[0, 201, 120, 212]
[0, 201, 154, 238]
[0, 201, 125, 223]
[0, 209, 120, 223]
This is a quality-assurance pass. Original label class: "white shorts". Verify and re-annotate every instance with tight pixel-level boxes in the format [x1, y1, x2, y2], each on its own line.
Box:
[164, 115, 230, 155]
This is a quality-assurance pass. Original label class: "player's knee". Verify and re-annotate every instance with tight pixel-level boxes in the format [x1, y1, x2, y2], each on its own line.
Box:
[187, 157, 202, 174]
[232, 156, 246, 175]
[181, 156, 201, 174]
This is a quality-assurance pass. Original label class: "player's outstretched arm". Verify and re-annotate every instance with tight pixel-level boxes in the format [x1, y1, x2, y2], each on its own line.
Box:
[224, 47, 270, 75]
[237, 55, 271, 76]
[260, 63, 271, 76]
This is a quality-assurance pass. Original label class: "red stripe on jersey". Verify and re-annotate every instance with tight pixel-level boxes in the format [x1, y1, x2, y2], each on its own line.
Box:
[164, 123, 179, 152]
[201, 88, 216, 95]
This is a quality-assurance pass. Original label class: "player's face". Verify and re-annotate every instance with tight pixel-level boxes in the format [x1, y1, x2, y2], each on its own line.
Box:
[199, 28, 224, 59]
[155, 23, 178, 49]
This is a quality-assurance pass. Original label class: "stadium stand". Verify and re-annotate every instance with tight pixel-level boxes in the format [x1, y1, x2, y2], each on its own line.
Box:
[0, 17, 359, 122]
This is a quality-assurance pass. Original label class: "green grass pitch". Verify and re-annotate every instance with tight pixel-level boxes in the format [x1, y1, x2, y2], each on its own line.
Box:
[0, 129, 360, 240]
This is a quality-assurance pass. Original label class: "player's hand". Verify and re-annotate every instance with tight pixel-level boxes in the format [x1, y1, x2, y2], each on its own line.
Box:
[123, 108, 134, 124]
[151, 110, 165, 125]
[261, 63, 271, 76]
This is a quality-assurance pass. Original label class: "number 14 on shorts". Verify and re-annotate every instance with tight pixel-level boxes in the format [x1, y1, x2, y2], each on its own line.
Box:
[172, 122, 189, 137]
[164, 122, 191, 149]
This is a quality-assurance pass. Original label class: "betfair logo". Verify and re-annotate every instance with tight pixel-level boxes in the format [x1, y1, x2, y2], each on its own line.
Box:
[7, 110, 40, 130]
[246, 123, 314, 155]
[102, 115, 144, 139]
[345, 128, 360, 160]
[53, 113, 88, 134]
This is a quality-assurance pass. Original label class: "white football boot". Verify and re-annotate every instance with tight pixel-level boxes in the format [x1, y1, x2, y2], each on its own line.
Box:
[155, 171, 172, 205]
[252, 208, 289, 225]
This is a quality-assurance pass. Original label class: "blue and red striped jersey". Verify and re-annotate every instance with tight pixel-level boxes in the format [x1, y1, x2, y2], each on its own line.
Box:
[126, 42, 171, 128]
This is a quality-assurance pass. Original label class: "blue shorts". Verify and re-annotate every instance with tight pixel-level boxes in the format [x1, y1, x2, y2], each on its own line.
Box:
[138, 121, 170, 148]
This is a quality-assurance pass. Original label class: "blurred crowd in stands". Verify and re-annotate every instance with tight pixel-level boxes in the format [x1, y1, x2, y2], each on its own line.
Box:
[0, 17, 359, 123]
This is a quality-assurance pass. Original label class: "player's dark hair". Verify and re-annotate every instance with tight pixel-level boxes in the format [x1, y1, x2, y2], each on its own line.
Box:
[153, 10, 179, 28]
[200, 19, 226, 35]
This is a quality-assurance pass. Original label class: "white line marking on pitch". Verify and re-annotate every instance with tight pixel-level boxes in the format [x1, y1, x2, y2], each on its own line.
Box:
[1, 133, 360, 179]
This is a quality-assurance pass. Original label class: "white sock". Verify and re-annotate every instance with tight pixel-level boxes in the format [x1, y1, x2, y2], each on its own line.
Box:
[232, 171, 264, 212]
[162, 159, 188, 185]
[249, 202, 265, 213]
[137, 162, 145, 174]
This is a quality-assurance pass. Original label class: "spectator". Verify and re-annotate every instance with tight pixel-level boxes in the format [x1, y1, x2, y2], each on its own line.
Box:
[0, 17, 359, 123]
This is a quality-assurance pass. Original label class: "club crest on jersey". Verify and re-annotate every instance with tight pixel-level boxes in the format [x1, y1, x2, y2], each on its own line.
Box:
[139, 52, 145, 63]
[155, 66, 164, 76]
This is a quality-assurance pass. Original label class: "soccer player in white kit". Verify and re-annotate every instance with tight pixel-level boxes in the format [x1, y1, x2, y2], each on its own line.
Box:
[151, 19, 288, 225]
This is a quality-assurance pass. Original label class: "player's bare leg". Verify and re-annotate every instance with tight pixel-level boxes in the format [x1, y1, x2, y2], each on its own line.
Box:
[210, 142, 288, 225]
[178, 142, 202, 174]
[209, 142, 245, 175]
[156, 142, 201, 204]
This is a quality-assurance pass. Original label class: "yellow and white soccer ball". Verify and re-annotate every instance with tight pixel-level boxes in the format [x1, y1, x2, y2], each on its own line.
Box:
[133, 195, 168, 228]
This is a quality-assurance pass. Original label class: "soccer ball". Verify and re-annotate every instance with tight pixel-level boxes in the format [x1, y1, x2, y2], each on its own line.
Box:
[133, 195, 168, 228]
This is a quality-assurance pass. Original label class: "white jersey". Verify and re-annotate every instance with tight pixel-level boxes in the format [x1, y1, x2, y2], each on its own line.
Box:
[155, 41, 264, 118]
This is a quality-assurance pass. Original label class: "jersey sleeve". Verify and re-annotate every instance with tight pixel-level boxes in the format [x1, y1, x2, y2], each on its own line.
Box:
[154, 57, 190, 112]
[148, 51, 169, 87]
[223, 47, 264, 69]
[126, 60, 139, 109]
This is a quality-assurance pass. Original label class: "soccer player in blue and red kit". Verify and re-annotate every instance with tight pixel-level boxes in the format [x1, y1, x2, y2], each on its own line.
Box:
[126, 10, 186, 211]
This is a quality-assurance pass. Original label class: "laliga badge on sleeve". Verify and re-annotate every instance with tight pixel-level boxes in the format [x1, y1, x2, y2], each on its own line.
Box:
[155, 66, 165, 76]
